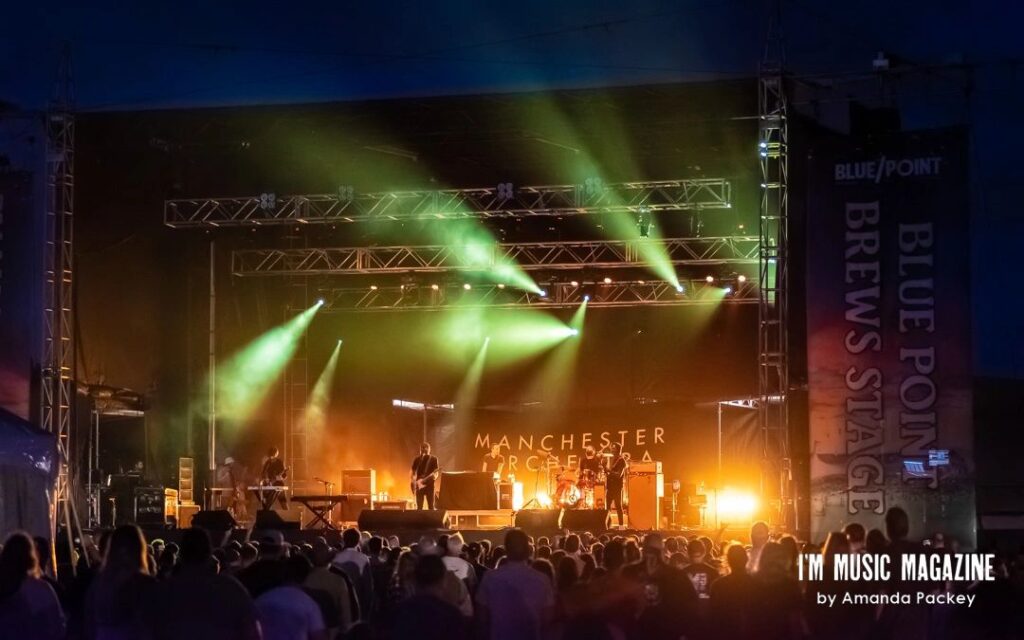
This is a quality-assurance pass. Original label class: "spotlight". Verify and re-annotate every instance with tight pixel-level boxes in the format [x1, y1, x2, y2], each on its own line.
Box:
[705, 275, 715, 284]
[431, 284, 439, 291]
[316, 298, 325, 306]
[603, 277, 612, 284]
[638, 279, 646, 285]
[583, 294, 591, 302]
[724, 286, 733, 295]
[570, 280, 579, 287]
[675, 285, 684, 293]
[759, 141, 767, 149]
[463, 283, 472, 290]
[738, 274, 747, 284]
[497, 283, 506, 289]
[539, 290, 548, 298]
[569, 329, 579, 336]
[370, 285, 378, 291]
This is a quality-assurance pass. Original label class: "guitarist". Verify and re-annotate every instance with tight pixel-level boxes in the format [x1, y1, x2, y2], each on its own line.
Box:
[409, 442, 439, 510]
[603, 443, 628, 528]
[259, 447, 289, 510]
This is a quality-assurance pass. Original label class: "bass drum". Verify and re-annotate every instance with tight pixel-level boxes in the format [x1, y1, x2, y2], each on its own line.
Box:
[558, 482, 582, 508]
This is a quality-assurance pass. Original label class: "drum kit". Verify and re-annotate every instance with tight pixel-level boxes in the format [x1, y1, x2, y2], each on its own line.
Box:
[538, 449, 620, 509]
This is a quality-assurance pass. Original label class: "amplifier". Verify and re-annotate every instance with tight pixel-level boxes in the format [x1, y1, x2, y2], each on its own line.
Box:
[629, 461, 662, 474]
[342, 470, 376, 495]
[498, 482, 513, 509]
[375, 501, 408, 511]
[177, 504, 201, 528]
[134, 486, 166, 527]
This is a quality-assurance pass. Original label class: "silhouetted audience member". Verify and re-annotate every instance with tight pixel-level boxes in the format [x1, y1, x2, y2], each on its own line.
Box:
[150, 527, 260, 640]
[476, 528, 554, 640]
[710, 543, 758, 640]
[0, 531, 65, 639]
[391, 554, 469, 640]
[254, 554, 327, 640]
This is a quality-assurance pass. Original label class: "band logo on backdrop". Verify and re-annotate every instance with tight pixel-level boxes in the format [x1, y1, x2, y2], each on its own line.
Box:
[807, 129, 974, 545]
[472, 427, 667, 474]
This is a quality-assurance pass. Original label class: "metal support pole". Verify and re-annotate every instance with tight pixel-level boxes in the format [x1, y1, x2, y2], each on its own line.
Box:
[207, 240, 216, 508]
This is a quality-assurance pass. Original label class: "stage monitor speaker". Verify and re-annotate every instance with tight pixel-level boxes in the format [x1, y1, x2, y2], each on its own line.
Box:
[514, 509, 562, 534]
[255, 509, 301, 531]
[357, 510, 448, 531]
[191, 509, 237, 531]
[561, 509, 610, 533]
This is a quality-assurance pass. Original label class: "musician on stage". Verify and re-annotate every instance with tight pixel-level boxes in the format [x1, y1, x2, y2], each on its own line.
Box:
[259, 447, 289, 510]
[580, 446, 602, 476]
[481, 444, 505, 477]
[410, 442, 439, 510]
[604, 443, 628, 527]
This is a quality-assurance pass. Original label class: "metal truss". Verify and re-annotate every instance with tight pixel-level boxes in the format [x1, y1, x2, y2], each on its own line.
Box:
[232, 236, 758, 276]
[758, 6, 792, 527]
[164, 178, 732, 228]
[314, 278, 756, 312]
[42, 46, 76, 553]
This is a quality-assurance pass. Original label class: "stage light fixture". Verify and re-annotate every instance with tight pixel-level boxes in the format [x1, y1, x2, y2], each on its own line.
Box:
[497, 283, 506, 289]
[431, 284, 439, 291]
[758, 141, 768, 149]
[539, 289, 548, 298]
[583, 295, 591, 302]
[675, 285, 684, 293]
[603, 277, 612, 284]
[370, 285, 378, 291]
[738, 274, 747, 284]
[463, 283, 472, 290]
[569, 329, 579, 336]
[316, 298, 325, 306]
[570, 280, 579, 287]
[705, 275, 715, 283]
[724, 286, 733, 295]
[716, 489, 758, 522]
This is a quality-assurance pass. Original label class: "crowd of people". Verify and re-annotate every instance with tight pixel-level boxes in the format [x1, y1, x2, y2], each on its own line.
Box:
[0, 506, 1022, 640]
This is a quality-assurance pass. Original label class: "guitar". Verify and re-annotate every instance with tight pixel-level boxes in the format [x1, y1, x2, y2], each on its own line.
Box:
[410, 471, 437, 494]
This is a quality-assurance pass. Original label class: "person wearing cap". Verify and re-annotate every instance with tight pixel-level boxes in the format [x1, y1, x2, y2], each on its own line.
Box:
[621, 533, 698, 640]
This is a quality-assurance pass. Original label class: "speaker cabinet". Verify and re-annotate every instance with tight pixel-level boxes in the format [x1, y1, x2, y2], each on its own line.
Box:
[255, 509, 301, 531]
[561, 509, 610, 532]
[357, 509, 449, 531]
[514, 509, 562, 534]
[627, 464, 663, 530]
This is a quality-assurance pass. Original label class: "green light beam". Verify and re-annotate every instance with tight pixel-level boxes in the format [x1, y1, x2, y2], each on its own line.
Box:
[304, 339, 342, 442]
[454, 337, 489, 431]
[518, 301, 586, 428]
[215, 302, 321, 423]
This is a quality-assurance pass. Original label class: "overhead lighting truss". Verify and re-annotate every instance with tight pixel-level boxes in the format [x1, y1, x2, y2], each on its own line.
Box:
[164, 178, 731, 228]
[232, 236, 758, 276]
[313, 278, 756, 312]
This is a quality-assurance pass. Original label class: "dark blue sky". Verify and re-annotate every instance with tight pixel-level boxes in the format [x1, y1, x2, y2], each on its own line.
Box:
[2, 0, 1022, 376]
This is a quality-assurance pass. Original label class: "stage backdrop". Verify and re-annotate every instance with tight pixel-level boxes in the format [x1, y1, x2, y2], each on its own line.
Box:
[806, 128, 975, 545]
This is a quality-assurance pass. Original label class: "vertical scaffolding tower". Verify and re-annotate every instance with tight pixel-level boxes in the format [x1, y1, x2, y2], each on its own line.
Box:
[42, 44, 75, 537]
[758, 6, 793, 527]
[283, 231, 309, 488]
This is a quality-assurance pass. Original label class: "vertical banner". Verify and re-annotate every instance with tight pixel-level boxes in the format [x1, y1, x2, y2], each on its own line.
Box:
[806, 129, 974, 545]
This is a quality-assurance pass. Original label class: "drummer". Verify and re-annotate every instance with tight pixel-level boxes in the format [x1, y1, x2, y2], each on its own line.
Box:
[579, 446, 602, 481]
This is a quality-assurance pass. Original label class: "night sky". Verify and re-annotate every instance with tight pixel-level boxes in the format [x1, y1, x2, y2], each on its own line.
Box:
[2, 0, 1022, 377]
